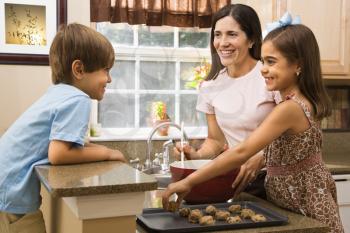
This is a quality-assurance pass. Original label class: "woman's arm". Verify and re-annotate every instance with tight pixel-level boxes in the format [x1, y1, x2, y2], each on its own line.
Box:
[174, 114, 227, 160]
[196, 114, 227, 158]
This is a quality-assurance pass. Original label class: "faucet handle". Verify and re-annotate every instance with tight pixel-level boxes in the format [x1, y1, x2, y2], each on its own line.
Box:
[129, 157, 141, 170]
[129, 157, 140, 164]
[152, 153, 161, 166]
[163, 139, 174, 148]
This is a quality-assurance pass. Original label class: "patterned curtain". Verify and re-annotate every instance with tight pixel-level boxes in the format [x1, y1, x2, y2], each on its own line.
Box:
[90, 0, 230, 28]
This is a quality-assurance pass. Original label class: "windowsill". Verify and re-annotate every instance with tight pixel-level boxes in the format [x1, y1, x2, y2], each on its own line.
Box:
[89, 127, 207, 141]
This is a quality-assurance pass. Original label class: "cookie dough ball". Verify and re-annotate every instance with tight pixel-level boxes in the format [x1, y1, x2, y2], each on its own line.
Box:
[226, 215, 242, 224]
[251, 214, 267, 222]
[167, 201, 177, 212]
[199, 215, 215, 225]
[215, 210, 230, 221]
[188, 209, 203, 223]
[205, 205, 217, 216]
[228, 204, 241, 213]
[179, 207, 191, 217]
[240, 208, 255, 219]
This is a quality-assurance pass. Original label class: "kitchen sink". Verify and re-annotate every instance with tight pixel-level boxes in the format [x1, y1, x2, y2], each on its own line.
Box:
[142, 166, 172, 189]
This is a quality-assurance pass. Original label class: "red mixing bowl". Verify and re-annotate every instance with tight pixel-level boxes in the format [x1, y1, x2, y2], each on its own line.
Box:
[170, 160, 240, 204]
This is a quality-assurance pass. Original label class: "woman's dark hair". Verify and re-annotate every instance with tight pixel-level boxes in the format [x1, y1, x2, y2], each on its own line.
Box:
[206, 4, 262, 81]
[264, 24, 331, 120]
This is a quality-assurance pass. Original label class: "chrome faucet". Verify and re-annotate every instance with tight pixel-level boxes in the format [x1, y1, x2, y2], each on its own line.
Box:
[145, 122, 189, 170]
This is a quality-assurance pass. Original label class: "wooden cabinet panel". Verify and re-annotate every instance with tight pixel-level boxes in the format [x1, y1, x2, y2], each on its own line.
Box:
[232, 0, 275, 29]
[233, 0, 350, 78]
[284, 0, 350, 75]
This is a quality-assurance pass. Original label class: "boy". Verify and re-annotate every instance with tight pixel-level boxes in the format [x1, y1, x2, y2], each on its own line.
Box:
[0, 23, 126, 233]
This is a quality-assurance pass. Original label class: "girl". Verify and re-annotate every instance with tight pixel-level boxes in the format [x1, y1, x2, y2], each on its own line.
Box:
[163, 24, 344, 233]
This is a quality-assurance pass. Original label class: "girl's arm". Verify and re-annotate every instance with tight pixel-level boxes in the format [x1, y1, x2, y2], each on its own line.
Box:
[163, 100, 307, 207]
[48, 140, 126, 165]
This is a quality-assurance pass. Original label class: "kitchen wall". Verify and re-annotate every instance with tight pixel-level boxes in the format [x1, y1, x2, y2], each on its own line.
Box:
[0, 0, 90, 135]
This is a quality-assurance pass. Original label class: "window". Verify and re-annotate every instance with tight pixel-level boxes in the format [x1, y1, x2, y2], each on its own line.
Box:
[94, 22, 211, 139]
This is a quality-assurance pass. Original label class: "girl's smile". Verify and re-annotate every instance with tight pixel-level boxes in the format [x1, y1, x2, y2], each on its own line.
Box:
[261, 41, 300, 96]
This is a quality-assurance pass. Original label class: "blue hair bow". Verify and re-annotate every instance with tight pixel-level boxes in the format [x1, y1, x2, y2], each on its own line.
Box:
[263, 12, 301, 38]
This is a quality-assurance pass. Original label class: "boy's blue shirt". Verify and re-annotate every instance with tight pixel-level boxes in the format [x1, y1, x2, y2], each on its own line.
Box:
[0, 84, 91, 214]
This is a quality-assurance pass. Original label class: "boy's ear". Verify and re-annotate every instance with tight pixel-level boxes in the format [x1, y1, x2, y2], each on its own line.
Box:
[72, 60, 84, 80]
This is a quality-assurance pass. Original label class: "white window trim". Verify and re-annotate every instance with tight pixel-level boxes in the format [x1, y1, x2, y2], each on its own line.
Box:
[90, 25, 211, 141]
[89, 126, 208, 141]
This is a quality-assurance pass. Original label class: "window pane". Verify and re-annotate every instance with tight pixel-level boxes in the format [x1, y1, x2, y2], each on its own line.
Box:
[138, 25, 174, 47]
[179, 28, 210, 48]
[140, 61, 175, 90]
[180, 62, 201, 90]
[99, 93, 135, 128]
[97, 22, 133, 46]
[109, 60, 135, 90]
[180, 94, 206, 127]
[139, 94, 175, 127]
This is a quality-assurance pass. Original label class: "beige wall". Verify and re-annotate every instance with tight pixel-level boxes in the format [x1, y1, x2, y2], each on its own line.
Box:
[0, 0, 90, 135]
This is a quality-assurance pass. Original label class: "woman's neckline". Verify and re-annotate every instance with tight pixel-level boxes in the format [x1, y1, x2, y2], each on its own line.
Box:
[225, 60, 259, 80]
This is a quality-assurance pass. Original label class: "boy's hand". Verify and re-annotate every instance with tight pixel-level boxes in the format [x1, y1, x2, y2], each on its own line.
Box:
[107, 149, 127, 162]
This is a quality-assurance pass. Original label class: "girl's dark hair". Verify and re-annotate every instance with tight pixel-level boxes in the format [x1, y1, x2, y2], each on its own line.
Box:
[50, 23, 115, 84]
[264, 24, 331, 120]
[206, 4, 262, 81]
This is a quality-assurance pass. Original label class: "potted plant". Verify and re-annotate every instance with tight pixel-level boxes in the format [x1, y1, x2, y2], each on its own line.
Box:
[151, 101, 170, 136]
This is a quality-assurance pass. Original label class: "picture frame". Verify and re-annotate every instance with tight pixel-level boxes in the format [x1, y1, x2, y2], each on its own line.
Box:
[0, 0, 67, 65]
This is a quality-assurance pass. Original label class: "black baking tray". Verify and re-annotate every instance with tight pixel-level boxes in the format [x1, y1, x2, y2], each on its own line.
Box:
[137, 201, 288, 233]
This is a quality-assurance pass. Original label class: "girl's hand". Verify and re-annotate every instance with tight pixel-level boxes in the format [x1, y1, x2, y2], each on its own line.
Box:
[231, 153, 264, 198]
[107, 148, 127, 163]
[173, 142, 198, 160]
[162, 179, 192, 211]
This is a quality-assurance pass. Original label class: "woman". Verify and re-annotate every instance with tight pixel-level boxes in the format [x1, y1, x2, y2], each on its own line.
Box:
[175, 4, 279, 198]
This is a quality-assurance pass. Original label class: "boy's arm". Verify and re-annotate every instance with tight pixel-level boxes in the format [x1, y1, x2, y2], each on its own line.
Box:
[48, 140, 126, 165]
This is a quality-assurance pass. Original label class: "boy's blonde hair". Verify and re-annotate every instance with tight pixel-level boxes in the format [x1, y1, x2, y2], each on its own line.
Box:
[49, 23, 115, 84]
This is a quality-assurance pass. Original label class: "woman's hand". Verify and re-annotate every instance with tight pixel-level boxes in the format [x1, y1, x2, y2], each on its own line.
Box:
[162, 179, 192, 211]
[231, 153, 264, 198]
[173, 142, 199, 160]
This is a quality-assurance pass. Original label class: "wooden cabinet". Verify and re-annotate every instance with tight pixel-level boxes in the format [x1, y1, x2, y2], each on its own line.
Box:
[233, 0, 350, 79]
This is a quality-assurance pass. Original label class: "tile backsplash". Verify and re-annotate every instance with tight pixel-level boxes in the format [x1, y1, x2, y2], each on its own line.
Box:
[95, 139, 204, 163]
[95, 132, 350, 166]
[322, 87, 350, 130]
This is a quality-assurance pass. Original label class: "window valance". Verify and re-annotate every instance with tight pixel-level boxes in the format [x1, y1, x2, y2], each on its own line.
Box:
[90, 0, 230, 28]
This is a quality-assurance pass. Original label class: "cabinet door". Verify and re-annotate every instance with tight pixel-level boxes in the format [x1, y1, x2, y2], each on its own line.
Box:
[281, 0, 350, 76]
[232, 0, 275, 29]
[335, 178, 350, 233]
[235, 0, 350, 77]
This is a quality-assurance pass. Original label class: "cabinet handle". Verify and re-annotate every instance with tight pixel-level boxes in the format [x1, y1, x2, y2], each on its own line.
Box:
[334, 179, 347, 182]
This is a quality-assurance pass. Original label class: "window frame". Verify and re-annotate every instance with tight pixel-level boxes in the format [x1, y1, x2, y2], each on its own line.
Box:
[90, 24, 211, 140]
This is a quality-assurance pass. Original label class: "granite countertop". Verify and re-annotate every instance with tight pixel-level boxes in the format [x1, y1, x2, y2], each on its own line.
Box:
[137, 192, 328, 233]
[35, 161, 158, 198]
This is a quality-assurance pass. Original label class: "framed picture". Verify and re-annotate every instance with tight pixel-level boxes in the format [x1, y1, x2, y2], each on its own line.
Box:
[0, 0, 67, 65]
